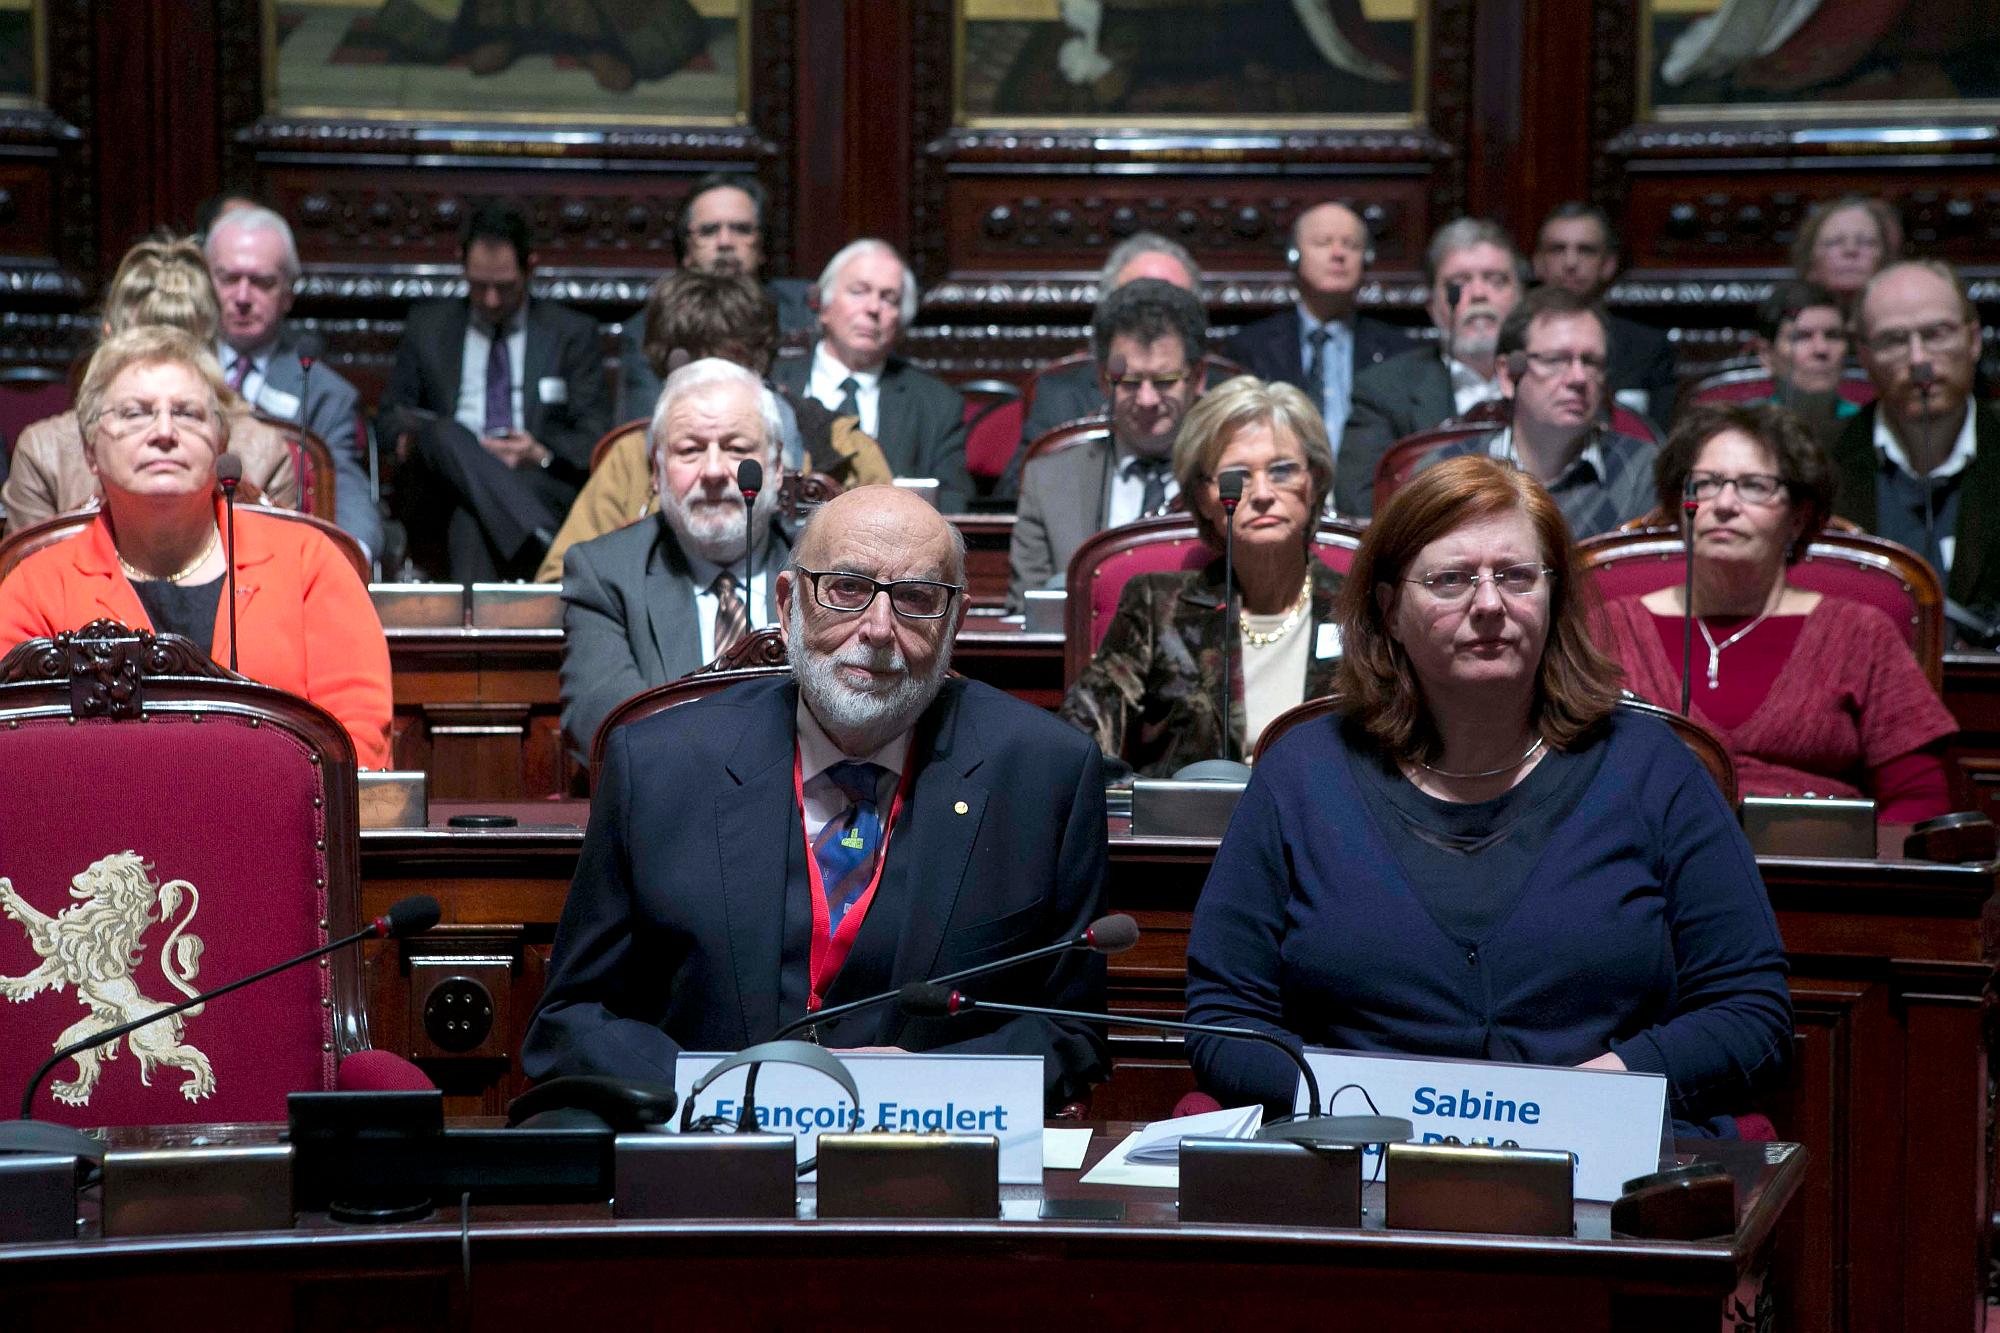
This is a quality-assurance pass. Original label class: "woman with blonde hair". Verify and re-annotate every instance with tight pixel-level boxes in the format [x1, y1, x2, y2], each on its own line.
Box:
[2, 234, 298, 536]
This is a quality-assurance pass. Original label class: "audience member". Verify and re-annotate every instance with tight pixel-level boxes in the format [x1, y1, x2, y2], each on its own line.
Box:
[3, 236, 298, 537]
[616, 173, 817, 421]
[1747, 279, 1858, 445]
[205, 206, 383, 563]
[558, 358, 790, 762]
[772, 239, 970, 511]
[1831, 259, 2000, 644]
[536, 270, 890, 582]
[1060, 376, 1344, 776]
[1530, 202, 1677, 424]
[1184, 455, 1791, 1133]
[1793, 195, 1902, 304]
[1420, 287, 1658, 538]
[524, 485, 1109, 1110]
[1598, 403, 1954, 822]
[0, 327, 390, 767]
[1335, 218, 1524, 516]
[1224, 202, 1404, 449]
[379, 204, 611, 580]
[1008, 279, 1207, 606]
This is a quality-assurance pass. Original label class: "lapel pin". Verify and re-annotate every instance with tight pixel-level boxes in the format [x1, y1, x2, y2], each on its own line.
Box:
[953, 800, 969, 815]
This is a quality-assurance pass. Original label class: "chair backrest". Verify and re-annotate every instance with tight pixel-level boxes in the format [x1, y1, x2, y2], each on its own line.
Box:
[0, 502, 370, 588]
[1688, 358, 1877, 409]
[1372, 423, 1496, 516]
[1062, 515, 1363, 685]
[0, 367, 70, 461]
[1610, 405, 1660, 444]
[1253, 693, 1341, 762]
[590, 416, 650, 474]
[0, 620, 367, 1126]
[252, 412, 338, 521]
[965, 396, 1026, 481]
[1579, 525, 1944, 688]
[1022, 350, 1095, 422]
[1024, 414, 1113, 467]
[590, 626, 791, 783]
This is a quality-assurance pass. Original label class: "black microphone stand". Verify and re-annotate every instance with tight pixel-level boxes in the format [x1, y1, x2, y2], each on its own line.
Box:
[1911, 361, 1939, 573]
[1217, 471, 1243, 762]
[215, 456, 243, 674]
[736, 458, 763, 635]
[1679, 473, 1698, 716]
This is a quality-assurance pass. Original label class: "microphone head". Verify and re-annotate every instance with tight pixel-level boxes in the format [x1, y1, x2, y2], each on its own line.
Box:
[1084, 913, 1139, 955]
[1444, 280, 1465, 311]
[1103, 351, 1127, 383]
[1503, 350, 1529, 381]
[214, 453, 244, 490]
[897, 982, 960, 1018]
[665, 347, 692, 375]
[1911, 362, 1938, 387]
[299, 355, 315, 374]
[1217, 470, 1244, 505]
[382, 895, 442, 938]
[736, 458, 763, 497]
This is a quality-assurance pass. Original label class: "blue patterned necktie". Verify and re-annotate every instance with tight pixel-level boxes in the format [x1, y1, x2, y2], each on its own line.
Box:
[812, 761, 887, 932]
[484, 331, 512, 436]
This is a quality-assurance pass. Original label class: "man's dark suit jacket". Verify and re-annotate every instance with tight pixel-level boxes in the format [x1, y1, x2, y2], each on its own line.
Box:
[1335, 347, 1459, 517]
[377, 297, 612, 473]
[521, 674, 1111, 1108]
[772, 350, 972, 511]
[558, 512, 793, 763]
[1830, 402, 2000, 637]
[249, 326, 383, 560]
[1222, 308, 1407, 396]
[1605, 312, 1678, 427]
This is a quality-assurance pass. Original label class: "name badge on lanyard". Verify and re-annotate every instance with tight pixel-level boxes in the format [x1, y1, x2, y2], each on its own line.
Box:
[793, 747, 914, 1014]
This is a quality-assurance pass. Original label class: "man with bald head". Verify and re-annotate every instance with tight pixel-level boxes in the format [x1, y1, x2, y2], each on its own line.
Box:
[525, 485, 1110, 1108]
[1224, 202, 1405, 444]
[1831, 258, 2000, 642]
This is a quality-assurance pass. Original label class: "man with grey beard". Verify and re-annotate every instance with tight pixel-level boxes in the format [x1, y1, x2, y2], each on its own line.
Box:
[525, 486, 1110, 1110]
[558, 358, 789, 763]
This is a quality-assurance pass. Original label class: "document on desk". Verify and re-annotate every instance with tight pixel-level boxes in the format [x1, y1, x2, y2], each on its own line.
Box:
[1079, 1105, 1263, 1188]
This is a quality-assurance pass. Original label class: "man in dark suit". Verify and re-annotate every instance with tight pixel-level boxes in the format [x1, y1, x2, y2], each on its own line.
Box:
[205, 205, 382, 563]
[1335, 218, 1524, 516]
[616, 173, 817, 422]
[559, 358, 793, 762]
[379, 203, 611, 580]
[524, 485, 1109, 1109]
[1223, 202, 1406, 443]
[1531, 203, 1678, 427]
[1008, 279, 1206, 606]
[771, 239, 971, 511]
[1830, 258, 2000, 644]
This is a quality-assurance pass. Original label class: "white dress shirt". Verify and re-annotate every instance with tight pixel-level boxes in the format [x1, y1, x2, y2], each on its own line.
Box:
[455, 311, 529, 438]
[1446, 356, 1505, 418]
[1106, 443, 1180, 528]
[795, 695, 913, 839]
[1874, 400, 1977, 572]
[806, 343, 884, 440]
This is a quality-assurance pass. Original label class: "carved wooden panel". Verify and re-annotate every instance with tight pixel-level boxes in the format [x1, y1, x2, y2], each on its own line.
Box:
[0, 3, 92, 306]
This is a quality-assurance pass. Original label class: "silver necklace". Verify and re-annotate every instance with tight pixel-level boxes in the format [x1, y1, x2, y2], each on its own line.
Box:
[1695, 607, 1773, 690]
[1419, 735, 1546, 780]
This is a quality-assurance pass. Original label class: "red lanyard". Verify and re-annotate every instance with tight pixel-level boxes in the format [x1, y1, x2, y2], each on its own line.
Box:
[794, 746, 914, 1011]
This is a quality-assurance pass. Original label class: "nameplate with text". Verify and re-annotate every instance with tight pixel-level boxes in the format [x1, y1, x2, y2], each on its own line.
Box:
[674, 1052, 1043, 1184]
[1297, 1049, 1669, 1201]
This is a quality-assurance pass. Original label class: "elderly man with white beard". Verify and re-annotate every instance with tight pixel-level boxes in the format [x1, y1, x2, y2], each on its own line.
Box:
[557, 358, 789, 763]
[525, 485, 1111, 1110]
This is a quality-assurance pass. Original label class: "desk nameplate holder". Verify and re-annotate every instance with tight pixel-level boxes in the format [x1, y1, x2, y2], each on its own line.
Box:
[1131, 778, 1247, 840]
[102, 1144, 294, 1237]
[1023, 589, 1066, 634]
[1178, 1137, 1362, 1228]
[0, 1153, 82, 1243]
[368, 583, 466, 629]
[1385, 1143, 1575, 1237]
[358, 771, 429, 829]
[470, 583, 565, 630]
[614, 1133, 796, 1220]
[1738, 796, 1876, 859]
[815, 1133, 1000, 1219]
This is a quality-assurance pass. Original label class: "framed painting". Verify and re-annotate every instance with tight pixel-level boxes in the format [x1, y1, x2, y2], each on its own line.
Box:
[264, 0, 750, 124]
[954, 0, 1426, 128]
[1640, 0, 2000, 122]
[0, 0, 44, 107]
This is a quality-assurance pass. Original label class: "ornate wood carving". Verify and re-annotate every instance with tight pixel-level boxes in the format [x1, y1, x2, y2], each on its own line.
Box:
[0, 621, 238, 721]
[3, 1, 95, 301]
[697, 627, 789, 675]
[1624, 177, 2000, 271]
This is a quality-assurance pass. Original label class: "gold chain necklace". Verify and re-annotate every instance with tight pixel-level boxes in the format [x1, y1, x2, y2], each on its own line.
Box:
[1240, 575, 1313, 648]
[116, 527, 219, 584]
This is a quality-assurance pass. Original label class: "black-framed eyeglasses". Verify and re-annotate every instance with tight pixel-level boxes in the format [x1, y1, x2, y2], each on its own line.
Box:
[1687, 472, 1787, 505]
[795, 567, 962, 619]
[1404, 563, 1553, 603]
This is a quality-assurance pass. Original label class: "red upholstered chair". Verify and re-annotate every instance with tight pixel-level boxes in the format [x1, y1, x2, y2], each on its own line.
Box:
[1371, 421, 1498, 517]
[1023, 413, 1112, 468]
[963, 388, 1026, 484]
[0, 502, 371, 588]
[1610, 405, 1660, 444]
[1579, 525, 1944, 689]
[253, 412, 338, 522]
[1062, 516, 1363, 687]
[1687, 358, 1876, 409]
[588, 416, 649, 474]
[589, 626, 792, 785]
[0, 620, 427, 1128]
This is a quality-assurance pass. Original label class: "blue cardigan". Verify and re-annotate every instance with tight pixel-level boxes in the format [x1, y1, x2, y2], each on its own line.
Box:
[1184, 709, 1792, 1127]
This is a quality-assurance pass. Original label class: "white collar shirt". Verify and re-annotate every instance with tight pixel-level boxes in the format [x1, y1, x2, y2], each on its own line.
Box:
[807, 343, 885, 440]
[794, 694, 913, 838]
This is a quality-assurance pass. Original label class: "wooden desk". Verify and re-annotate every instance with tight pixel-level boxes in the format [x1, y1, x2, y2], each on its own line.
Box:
[1945, 650, 2000, 817]
[360, 809, 1995, 1333]
[0, 1129, 1800, 1333]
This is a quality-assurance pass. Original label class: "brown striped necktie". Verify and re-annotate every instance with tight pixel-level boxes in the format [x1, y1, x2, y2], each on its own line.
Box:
[712, 571, 747, 658]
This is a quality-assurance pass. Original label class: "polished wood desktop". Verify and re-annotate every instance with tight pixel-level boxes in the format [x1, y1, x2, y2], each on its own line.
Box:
[0, 1126, 1799, 1333]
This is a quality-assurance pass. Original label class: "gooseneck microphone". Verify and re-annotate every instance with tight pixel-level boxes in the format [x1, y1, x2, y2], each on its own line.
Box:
[6, 895, 440, 1154]
[737, 457, 763, 634]
[1679, 470, 1699, 716]
[214, 453, 244, 673]
[1441, 279, 1466, 370]
[1216, 470, 1245, 762]
[730, 914, 1141, 1132]
[1911, 361, 1939, 570]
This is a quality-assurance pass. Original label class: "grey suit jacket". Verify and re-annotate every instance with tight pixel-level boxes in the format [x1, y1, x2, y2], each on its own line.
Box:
[243, 327, 383, 562]
[1334, 348, 1458, 517]
[772, 350, 971, 511]
[559, 512, 792, 762]
[1008, 437, 1115, 609]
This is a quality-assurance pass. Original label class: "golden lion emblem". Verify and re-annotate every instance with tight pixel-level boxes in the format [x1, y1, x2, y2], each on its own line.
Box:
[0, 852, 213, 1107]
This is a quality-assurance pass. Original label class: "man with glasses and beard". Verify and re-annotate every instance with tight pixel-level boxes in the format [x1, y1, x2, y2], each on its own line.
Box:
[526, 485, 1110, 1111]
[557, 359, 791, 762]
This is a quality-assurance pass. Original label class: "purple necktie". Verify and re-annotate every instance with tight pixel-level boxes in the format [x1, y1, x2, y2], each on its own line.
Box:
[484, 332, 512, 436]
